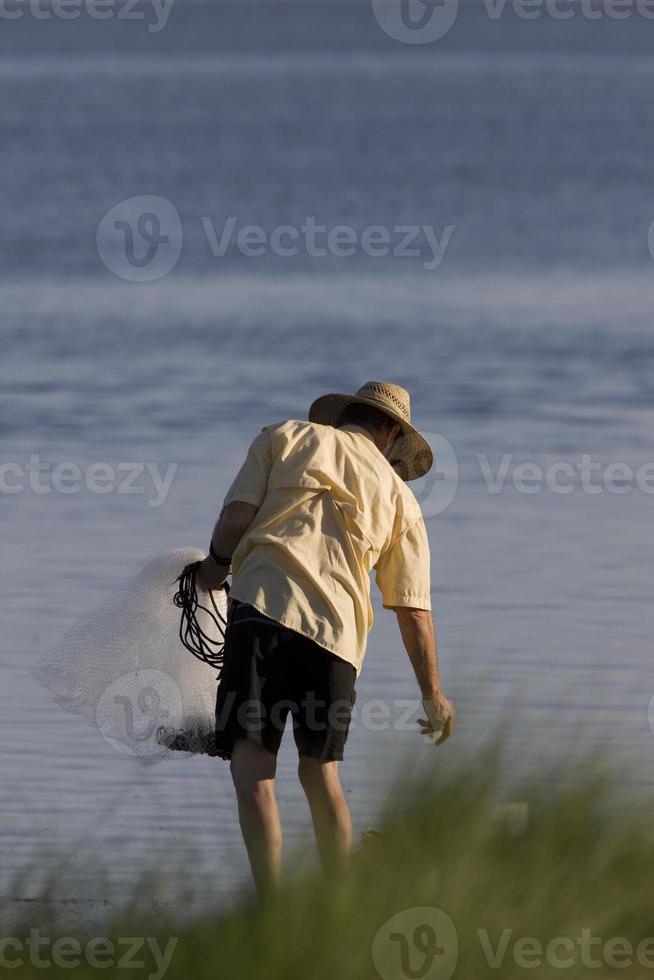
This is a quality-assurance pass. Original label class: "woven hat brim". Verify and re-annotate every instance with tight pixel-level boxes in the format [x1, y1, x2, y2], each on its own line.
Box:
[308, 393, 433, 482]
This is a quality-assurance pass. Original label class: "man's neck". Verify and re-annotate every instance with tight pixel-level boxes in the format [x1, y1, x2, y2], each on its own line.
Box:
[339, 423, 382, 452]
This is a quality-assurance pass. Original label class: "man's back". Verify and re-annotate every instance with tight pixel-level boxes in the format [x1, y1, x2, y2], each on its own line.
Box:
[223, 419, 431, 672]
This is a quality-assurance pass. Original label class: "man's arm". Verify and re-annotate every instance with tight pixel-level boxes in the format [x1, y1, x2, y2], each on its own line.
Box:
[395, 606, 441, 698]
[197, 426, 273, 590]
[395, 606, 455, 746]
[374, 517, 454, 745]
[197, 500, 258, 591]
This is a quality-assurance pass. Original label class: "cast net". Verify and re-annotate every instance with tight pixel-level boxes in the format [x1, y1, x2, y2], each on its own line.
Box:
[33, 549, 228, 764]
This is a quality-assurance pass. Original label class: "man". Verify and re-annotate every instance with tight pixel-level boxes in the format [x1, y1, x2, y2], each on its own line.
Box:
[198, 381, 454, 894]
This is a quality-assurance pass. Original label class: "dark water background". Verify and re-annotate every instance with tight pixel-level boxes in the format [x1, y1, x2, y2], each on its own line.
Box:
[1, 1, 654, 911]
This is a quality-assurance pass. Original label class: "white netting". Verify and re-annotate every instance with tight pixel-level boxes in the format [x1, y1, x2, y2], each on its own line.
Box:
[33, 549, 228, 764]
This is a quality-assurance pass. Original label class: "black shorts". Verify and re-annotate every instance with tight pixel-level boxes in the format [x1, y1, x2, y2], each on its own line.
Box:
[214, 602, 357, 763]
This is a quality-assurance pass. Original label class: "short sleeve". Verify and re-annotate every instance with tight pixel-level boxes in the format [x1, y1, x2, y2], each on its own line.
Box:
[222, 427, 273, 510]
[374, 518, 432, 611]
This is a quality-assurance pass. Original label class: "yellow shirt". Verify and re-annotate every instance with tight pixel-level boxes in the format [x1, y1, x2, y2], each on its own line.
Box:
[222, 420, 432, 673]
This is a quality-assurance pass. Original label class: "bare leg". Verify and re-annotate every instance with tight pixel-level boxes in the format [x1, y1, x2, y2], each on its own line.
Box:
[230, 739, 281, 896]
[298, 756, 352, 874]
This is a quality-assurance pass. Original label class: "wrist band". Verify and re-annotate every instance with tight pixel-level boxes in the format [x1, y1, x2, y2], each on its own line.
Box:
[209, 542, 232, 567]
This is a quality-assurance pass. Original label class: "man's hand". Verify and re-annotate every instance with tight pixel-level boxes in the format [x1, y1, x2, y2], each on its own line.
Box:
[196, 557, 229, 592]
[418, 694, 455, 746]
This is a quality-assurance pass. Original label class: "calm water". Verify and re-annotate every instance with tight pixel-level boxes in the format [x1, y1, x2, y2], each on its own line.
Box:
[2, 1, 654, 915]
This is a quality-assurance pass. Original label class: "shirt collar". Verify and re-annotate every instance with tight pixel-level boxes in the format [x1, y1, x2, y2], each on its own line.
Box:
[339, 424, 378, 448]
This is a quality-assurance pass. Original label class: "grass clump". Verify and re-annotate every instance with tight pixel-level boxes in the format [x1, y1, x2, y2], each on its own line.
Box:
[5, 753, 654, 979]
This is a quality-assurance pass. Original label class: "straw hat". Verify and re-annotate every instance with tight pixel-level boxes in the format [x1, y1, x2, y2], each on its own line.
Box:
[309, 381, 433, 482]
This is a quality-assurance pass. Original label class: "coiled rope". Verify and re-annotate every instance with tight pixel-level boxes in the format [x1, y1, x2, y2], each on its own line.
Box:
[173, 561, 229, 672]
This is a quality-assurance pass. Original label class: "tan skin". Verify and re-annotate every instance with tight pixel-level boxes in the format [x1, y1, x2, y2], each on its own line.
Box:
[198, 420, 454, 894]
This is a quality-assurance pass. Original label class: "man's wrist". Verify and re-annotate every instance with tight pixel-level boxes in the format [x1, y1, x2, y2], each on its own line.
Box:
[209, 541, 232, 567]
[421, 689, 442, 702]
